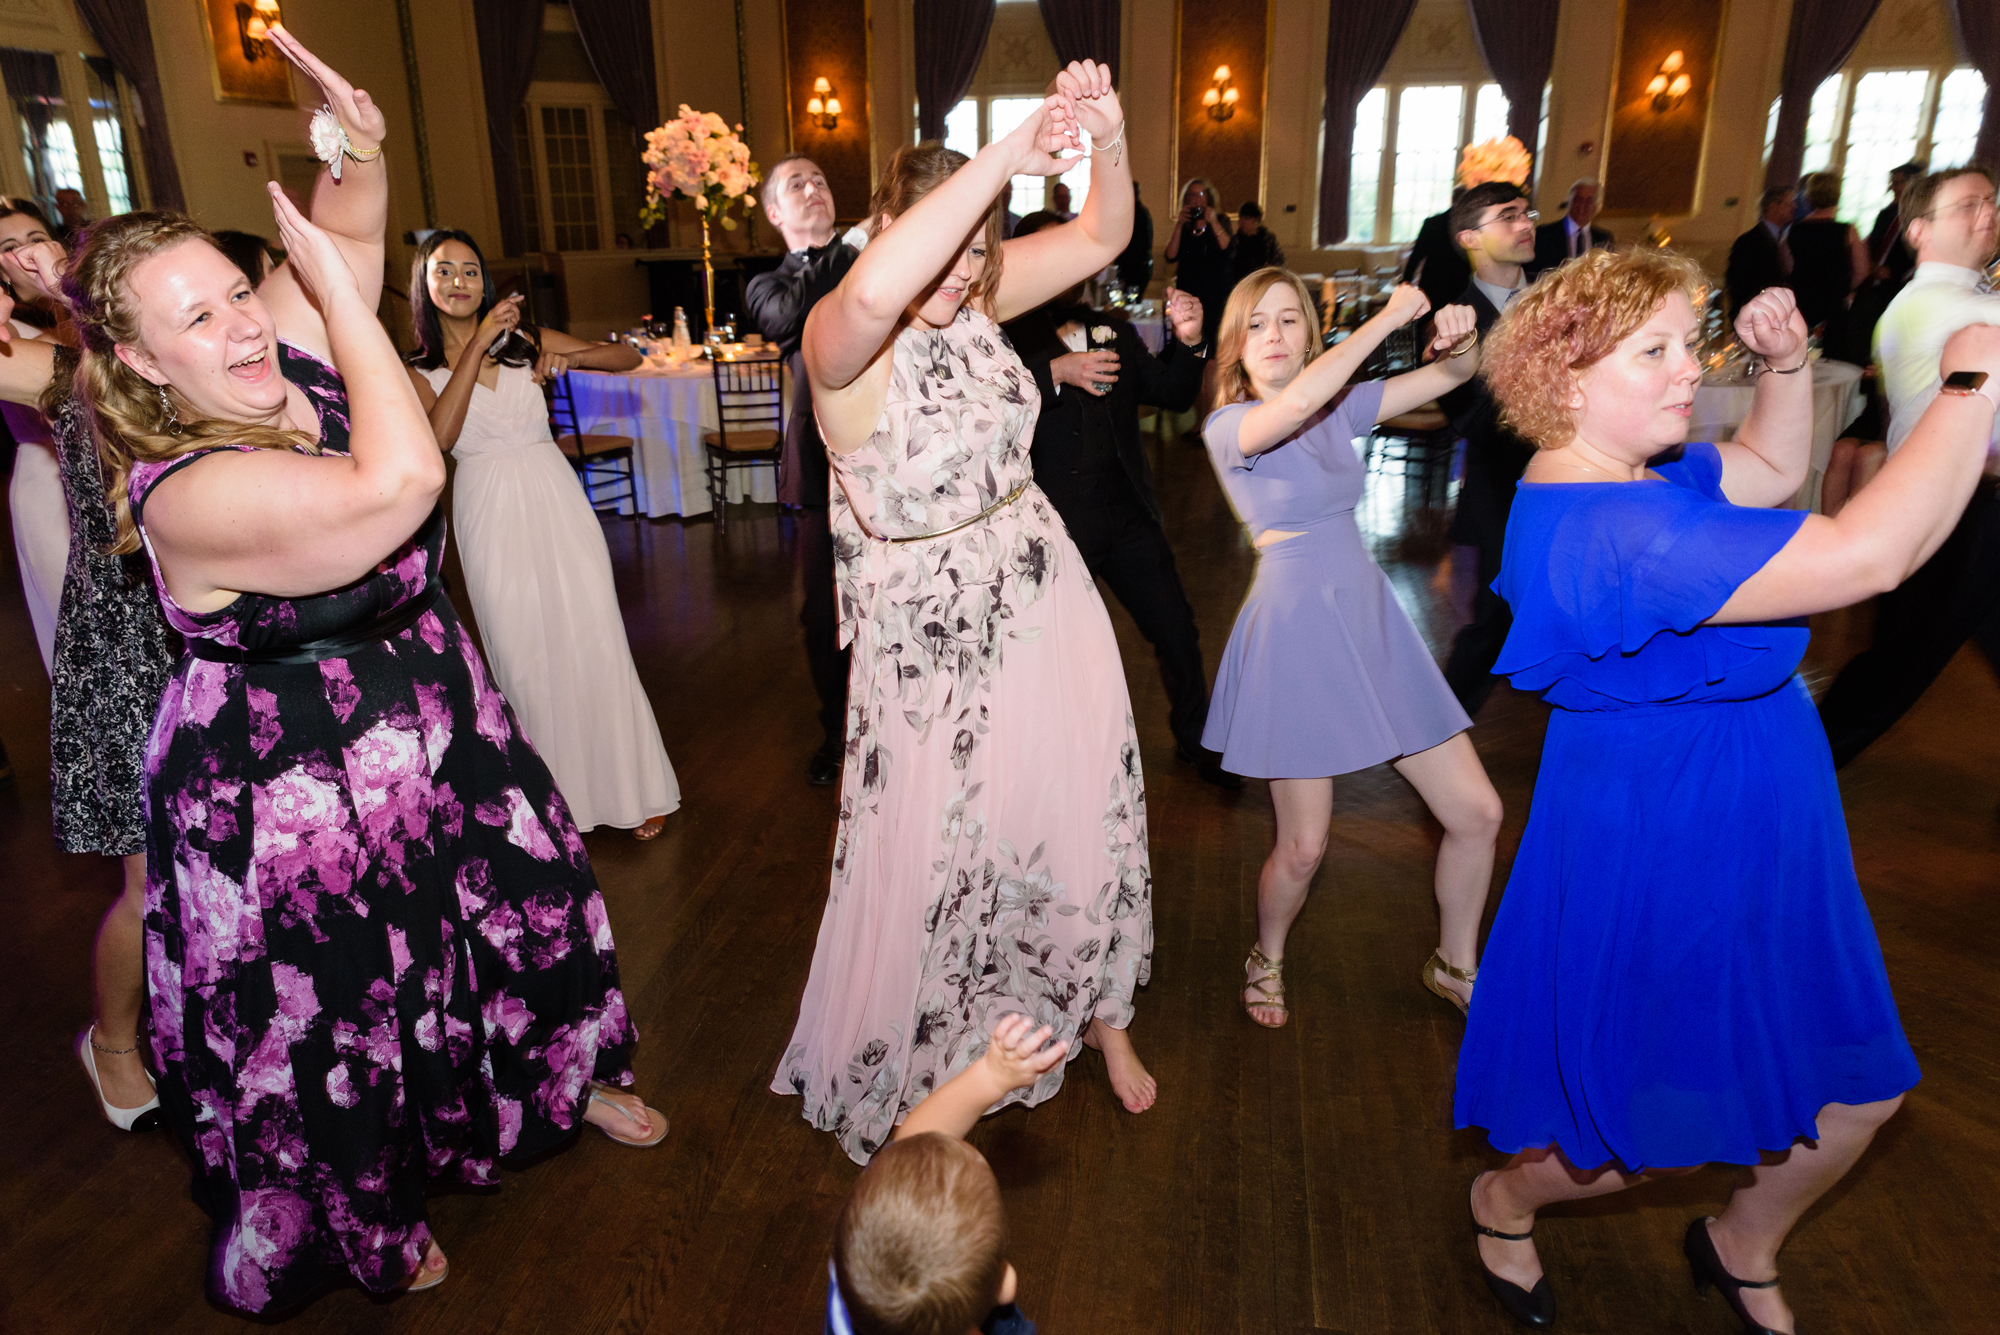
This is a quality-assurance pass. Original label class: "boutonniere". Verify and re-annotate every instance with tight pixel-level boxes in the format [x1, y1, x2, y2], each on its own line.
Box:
[1090, 325, 1116, 346]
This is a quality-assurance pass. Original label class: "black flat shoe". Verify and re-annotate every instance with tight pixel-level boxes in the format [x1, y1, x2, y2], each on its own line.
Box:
[1684, 1217, 1784, 1334]
[1176, 744, 1246, 790]
[806, 745, 841, 787]
[1473, 1182, 1554, 1329]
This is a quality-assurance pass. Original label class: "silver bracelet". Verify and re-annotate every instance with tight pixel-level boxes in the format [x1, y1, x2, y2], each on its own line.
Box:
[1750, 351, 1810, 377]
[1089, 120, 1126, 165]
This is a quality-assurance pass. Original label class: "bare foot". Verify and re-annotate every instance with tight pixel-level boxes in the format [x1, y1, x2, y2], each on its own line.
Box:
[1083, 1018, 1157, 1112]
[633, 815, 667, 842]
[1243, 951, 1288, 1028]
[91, 1041, 157, 1112]
[583, 1082, 668, 1146]
[1471, 1171, 1544, 1291]
[1706, 1217, 1796, 1334]
[401, 1239, 448, 1292]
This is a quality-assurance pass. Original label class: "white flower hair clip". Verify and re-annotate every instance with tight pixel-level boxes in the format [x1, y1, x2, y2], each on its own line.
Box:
[309, 105, 381, 181]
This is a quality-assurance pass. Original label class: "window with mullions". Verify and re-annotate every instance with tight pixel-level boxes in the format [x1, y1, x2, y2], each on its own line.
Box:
[1341, 80, 1510, 245]
[1, 47, 84, 217]
[1763, 67, 1991, 223]
[541, 105, 600, 252]
[81, 56, 131, 214]
[927, 95, 1092, 222]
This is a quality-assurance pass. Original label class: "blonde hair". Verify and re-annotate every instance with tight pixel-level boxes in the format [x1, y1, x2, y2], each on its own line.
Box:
[1481, 247, 1708, 450]
[1215, 267, 1322, 405]
[59, 211, 314, 554]
[868, 142, 1007, 316]
[833, 1133, 1008, 1335]
[1178, 177, 1217, 211]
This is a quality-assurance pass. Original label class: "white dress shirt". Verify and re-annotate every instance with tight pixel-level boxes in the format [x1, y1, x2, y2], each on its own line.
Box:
[1471, 275, 1523, 313]
[1877, 261, 2000, 455]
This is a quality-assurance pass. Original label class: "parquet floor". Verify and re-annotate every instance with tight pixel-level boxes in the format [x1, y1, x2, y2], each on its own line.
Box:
[2, 430, 1995, 1333]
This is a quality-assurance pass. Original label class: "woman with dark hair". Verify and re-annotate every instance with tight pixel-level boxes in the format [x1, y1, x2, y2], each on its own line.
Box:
[0, 200, 72, 672]
[210, 229, 279, 287]
[773, 61, 1156, 1163]
[405, 229, 676, 839]
[1, 28, 662, 1311]
[1200, 270, 1498, 1029]
[1455, 250, 1988, 1332]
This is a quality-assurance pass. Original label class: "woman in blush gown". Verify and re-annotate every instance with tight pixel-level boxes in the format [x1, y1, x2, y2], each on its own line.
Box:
[406, 229, 678, 839]
[773, 62, 1157, 1164]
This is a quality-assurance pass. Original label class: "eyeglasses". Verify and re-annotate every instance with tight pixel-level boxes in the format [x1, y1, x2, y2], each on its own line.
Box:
[1481, 208, 1539, 229]
[1923, 194, 2000, 222]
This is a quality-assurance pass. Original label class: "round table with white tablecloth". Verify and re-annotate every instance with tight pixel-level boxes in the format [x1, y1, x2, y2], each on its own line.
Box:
[1687, 357, 1864, 512]
[563, 357, 785, 518]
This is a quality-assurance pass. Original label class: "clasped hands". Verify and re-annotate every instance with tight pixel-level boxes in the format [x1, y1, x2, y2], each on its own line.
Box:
[1381, 284, 1479, 360]
[999, 60, 1123, 177]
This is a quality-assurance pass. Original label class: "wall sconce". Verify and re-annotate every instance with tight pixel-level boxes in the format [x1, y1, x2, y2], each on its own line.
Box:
[805, 77, 841, 131]
[235, 0, 283, 62]
[1201, 66, 1239, 122]
[1645, 50, 1692, 113]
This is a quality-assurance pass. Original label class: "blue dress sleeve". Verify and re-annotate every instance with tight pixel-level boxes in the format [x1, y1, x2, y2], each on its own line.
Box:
[1494, 443, 1809, 702]
[1203, 402, 1257, 475]
[1203, 379, 1383, 473]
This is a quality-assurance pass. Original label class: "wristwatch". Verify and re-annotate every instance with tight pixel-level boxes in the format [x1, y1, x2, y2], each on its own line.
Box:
[1939, 369, 2000, 410]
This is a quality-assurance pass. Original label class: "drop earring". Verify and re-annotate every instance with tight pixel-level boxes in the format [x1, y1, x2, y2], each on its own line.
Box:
[158, 384, 183, 436]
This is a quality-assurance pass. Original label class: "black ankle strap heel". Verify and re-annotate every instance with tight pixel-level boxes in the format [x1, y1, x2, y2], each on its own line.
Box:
[1472, 1179, 1555, 1330]
[1684, 1217, 1783, 1334]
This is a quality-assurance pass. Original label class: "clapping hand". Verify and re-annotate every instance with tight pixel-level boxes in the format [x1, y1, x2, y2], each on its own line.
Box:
[1381, 282, 1432, 328]
[1428, 303, 1478, 359]
[978, 1013, 1068, 1094]
[1054, 60, 1121, 149]
[1166, 286, 1204, 345]
[267, 25, 385, 152]
[1734, 287, 1808, 368]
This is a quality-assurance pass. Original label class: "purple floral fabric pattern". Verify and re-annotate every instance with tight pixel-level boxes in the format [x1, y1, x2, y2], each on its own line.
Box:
[134, 344, 635, 1313]
[773, 310, 1153, 1163]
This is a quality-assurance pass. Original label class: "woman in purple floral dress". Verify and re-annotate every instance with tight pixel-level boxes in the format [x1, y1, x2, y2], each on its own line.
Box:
[46, 31, 660, 1314]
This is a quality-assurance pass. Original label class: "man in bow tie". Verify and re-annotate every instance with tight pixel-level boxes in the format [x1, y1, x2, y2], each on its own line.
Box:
[748, 154, 859, 785]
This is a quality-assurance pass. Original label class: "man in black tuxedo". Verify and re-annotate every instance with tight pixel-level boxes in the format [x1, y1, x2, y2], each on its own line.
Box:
[1531, 178, 1612, 272]
[745, 153, 858, 785]
[1001, 212, 1237, 788]
[1725, 187, 1796, 317]
[1402, 186, 1471, 312]
[1439, 181, 1540, 714]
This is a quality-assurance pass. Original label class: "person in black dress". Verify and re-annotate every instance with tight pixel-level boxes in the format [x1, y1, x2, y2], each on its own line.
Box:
[1001, 211, 1236, 788]
[1787, 172, 1868, 335]
[1165, 178, 1232, 346]
[746, 153, 858, 785]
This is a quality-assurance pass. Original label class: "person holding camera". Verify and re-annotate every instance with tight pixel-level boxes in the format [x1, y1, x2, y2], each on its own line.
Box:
[1165, 177, 1233, 347]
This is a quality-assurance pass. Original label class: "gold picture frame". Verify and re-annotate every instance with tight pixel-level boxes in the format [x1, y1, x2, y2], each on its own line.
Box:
[197, 0, 296, 107]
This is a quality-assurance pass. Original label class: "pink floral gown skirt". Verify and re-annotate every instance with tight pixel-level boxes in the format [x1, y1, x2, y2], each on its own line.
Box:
[773, 310, 1154, 1163]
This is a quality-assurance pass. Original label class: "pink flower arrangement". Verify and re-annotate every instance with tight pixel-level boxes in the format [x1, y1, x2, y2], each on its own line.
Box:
[642, 104, 761, 230]
[1456, 136, 1532, 189]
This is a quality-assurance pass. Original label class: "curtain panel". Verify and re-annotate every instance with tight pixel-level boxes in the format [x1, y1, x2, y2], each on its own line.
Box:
[1763, 0, 1882, 190]
[916, 0, 996, 143]
[71, 0, 187, 212]
[1947, 0, 2000, 167]
[474, 0, 546, 257]
[1463, 0, 1560, 161]
[1317, 0, 1418, 245]
[570, 0, 660, 138]
[1036, 0, 1119, 81]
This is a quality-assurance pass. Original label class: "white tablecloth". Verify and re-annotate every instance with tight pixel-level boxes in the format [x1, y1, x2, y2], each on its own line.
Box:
[1130, 314, 1167, 354]
[564, 361, 784, 518]
[1688, 358, 1864, 512]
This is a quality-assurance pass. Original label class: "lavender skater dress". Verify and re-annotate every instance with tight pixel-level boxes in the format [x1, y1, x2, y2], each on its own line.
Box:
[1201, 381, 1471, 777]
[131, 344, 636, 1313]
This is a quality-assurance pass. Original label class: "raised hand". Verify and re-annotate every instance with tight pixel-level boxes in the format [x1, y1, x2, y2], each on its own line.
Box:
[267, 25, 385, 150]
[1382, 282, 1432, 328]
[978, 1013, 1067, 1093]
[2, 240, 66, 306]
[475, 294, 524, 354]
[1429, 302, 1478, 358]
[266, 180, 360, 308]
[996, 92, 1080, 178]
[1055, 60, 1122, 146]
[1166, 286, 1204, 345]
[1735, 286, 1807, 367]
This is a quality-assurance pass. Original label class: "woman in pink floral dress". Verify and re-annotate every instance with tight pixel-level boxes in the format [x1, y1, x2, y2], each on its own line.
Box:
[772, 62, 1155, 1163]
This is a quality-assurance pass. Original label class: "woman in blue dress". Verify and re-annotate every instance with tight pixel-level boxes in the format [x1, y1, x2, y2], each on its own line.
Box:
[1202, 270, 1502, 1026]
[1455, 248, 1999, 1333]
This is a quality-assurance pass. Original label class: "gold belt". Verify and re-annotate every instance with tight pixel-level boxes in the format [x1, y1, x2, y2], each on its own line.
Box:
[883, 478, 1033, 543]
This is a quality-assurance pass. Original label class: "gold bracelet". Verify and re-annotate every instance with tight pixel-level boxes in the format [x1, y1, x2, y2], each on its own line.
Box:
[1441, 330, 1479, 359]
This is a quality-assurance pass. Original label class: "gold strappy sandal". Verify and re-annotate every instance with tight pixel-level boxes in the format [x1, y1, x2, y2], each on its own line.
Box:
[1243, 944, 1289, 1028]
[1422, 950, 1478, 1017]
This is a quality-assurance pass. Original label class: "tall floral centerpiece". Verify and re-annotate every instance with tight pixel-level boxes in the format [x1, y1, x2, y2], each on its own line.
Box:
[641, 105, 760, 337]
[1456, 135, 1532, 189]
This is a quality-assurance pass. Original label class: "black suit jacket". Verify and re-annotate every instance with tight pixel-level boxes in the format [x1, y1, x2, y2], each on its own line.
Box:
[1531, 219, 1614, 273]
[1724, 223, 1789, 316]
[744, 240, 857, 507]
[1441, 283, 1536, 552]
[1001, 308, 1204, 527]
[1403, 210, 1471, 313]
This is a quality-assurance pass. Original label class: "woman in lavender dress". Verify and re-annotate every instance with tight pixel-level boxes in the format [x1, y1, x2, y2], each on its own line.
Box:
[34, 32, 660, 1314]
[1202, 271, 1502, 1028]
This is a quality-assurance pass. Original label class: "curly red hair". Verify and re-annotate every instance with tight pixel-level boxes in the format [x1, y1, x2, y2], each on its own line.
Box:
[1482, 248, 1709, 449]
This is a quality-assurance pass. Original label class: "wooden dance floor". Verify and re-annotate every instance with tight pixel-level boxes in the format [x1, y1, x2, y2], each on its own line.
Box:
[3, 433, 1996, 1333]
